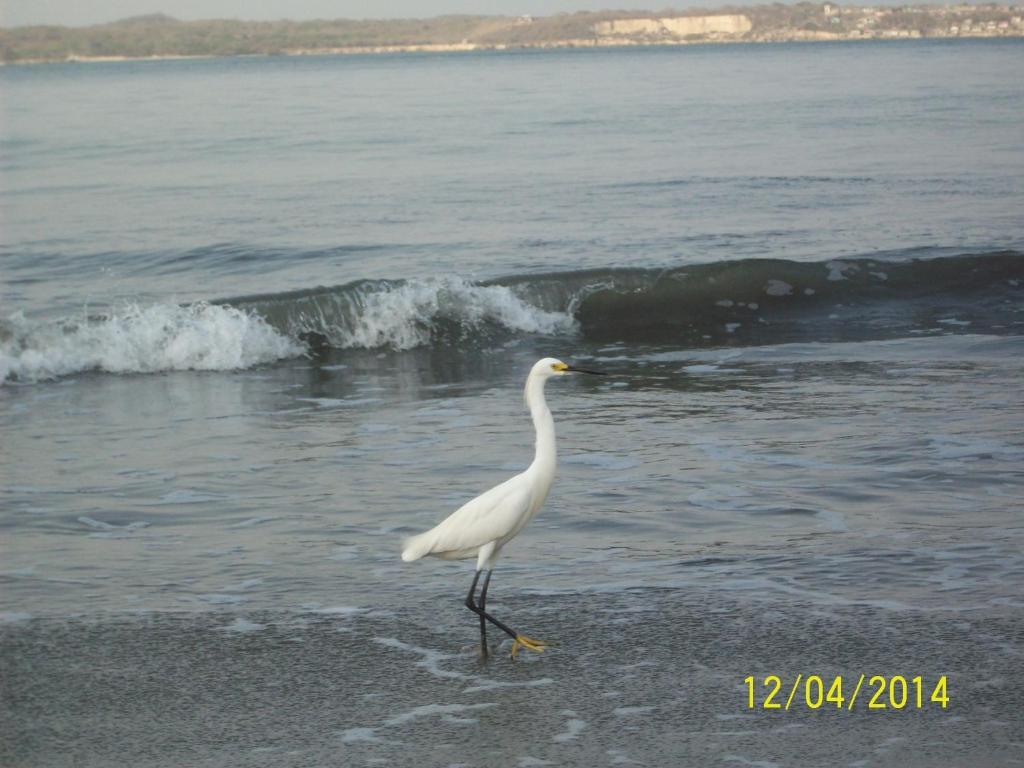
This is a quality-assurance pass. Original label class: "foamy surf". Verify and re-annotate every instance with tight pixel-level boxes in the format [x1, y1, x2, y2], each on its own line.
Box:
[0, 277, 576, 385]
[232, 251, 1023, 351]
[4, 252, 1019, 385]
[235, 276, 577, 351]
[0, 302, 305, 385]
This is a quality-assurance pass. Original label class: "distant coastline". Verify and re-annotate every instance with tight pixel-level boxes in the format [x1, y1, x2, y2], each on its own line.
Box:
[2, 4, 1022, 65]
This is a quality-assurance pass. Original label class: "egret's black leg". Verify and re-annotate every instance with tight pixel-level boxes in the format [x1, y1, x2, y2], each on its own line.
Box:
[465, 569, 490, 658]
[465, 569, 483, 607]
[478, 570, 493, 657]
[463, 569, 548, 659]
[464, 570, 518, 641]
[464, 569, 488, 657]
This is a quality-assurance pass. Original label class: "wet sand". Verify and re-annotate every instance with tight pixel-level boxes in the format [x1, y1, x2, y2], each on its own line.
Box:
[3, 590, 1021, 767]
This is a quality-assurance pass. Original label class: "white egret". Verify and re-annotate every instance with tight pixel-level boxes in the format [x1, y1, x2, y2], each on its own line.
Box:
[401, 357, 605, 659]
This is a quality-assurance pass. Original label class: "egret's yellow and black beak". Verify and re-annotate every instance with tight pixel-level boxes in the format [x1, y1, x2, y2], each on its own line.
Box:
[565, 365, 606, 376]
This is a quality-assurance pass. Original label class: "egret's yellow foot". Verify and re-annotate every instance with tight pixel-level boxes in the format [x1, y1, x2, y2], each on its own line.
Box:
[509, 634, 552, 659]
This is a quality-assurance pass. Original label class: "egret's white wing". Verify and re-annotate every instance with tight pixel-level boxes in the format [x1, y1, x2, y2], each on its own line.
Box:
[401, 473, 533, 561]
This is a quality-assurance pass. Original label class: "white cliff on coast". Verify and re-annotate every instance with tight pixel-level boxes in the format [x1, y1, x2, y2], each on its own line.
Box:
[594, 15, 754, 38]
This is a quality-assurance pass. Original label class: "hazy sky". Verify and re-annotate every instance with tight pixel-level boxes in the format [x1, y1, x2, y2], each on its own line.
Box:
[1, 0, 726, 28]
[0, 0, 963, 27]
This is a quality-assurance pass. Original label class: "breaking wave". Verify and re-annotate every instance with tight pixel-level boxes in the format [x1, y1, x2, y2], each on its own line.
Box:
[0, 303, 303, 385]
[228, 250, 1023, 350]
[230, 276, 577, 351]
[2, 251, 1021, 385]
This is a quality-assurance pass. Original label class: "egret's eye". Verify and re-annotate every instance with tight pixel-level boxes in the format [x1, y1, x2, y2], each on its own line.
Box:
[550, 364, 559, 371]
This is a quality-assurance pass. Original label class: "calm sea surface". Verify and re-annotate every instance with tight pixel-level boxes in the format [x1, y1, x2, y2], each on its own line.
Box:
[2, 40, 1023, 767]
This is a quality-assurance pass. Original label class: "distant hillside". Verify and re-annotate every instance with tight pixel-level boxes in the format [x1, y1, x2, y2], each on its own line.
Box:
[2, 4, 1022, 63]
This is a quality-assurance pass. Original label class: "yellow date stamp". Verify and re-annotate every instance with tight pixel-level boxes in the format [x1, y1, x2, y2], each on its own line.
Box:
[744, 675, 950, 711]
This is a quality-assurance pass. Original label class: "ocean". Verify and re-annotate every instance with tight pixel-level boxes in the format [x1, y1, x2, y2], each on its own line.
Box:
[2, 39, 1023, 767]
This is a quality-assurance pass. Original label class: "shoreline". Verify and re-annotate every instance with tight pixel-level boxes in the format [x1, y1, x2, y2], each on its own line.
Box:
[4, 596, 1022, 767]
[4, 31, 1023, 66]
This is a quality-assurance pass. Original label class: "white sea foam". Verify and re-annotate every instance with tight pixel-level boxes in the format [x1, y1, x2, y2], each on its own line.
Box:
[321, 278, 576, 350]
[825, 260, 858, 281]
[764, 279, 793, 296]
[462, 676, 554, 694]
[374, 636, 556, 693]
[383, 702, 497, 727]
[552, 711, 588, 743]
[0, 303, 304, 385]
[339, 727, 386, 744]
[373, 637, 472, 681]
[338, 702, 497, 746]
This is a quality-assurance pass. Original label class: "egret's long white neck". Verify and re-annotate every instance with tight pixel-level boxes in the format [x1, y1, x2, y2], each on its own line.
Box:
[524, 373, 557, 476]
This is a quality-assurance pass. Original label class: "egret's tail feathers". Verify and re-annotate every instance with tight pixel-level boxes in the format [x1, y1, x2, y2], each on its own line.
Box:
[401, 530, 438, 562]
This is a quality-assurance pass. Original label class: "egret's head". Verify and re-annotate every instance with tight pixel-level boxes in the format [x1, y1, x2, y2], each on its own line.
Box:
[530, 357, 606, 379]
